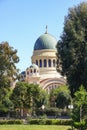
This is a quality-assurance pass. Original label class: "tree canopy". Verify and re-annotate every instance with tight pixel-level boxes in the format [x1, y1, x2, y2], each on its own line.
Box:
[72, 86, 87, 129]
[0, 42, 19, 85]
[56, 2, 87, 96]
[0, 41, 19, 113]
[49, 85, 70, 108]
[10, 82, 48, 117]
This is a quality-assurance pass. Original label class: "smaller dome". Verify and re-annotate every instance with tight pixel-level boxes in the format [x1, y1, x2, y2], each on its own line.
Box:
[30, 64, 39, 70]
[21, 71, 26, 75]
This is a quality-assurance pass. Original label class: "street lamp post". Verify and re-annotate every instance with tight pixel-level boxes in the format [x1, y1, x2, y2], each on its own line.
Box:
[41, 105, 45, 115]
[68, 100, 74, 130]
[68, 97, 73, 114]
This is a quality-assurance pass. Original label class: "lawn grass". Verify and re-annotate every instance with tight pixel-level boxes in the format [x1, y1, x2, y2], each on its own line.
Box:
[0, 125, 71, 130]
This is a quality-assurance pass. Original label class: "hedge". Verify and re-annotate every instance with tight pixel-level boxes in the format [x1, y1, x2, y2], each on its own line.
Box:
[27, 119, 72, 125]
[0, 118, 72, 125]
[0, 119, 23, 125]
[36, 107, 70, 117]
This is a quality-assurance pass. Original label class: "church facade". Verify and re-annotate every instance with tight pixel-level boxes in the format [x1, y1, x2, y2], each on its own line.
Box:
[20, 29, 66, 93]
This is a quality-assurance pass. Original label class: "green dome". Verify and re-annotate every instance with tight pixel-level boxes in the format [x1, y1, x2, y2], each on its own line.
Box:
[34, 33, 57, 50]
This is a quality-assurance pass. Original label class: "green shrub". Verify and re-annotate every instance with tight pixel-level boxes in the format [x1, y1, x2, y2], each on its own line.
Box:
[28, 119, 45, 125]
[28, 119, 39, 124]
[14, 119, 23, 124]
[7, 120, 15, 124]
[45, 108, 61, 116]
[38, 119, 46, 125]
[52, 119, 72, 125]
[36, 107, 70, 117]
[51, 119, 61, 125]
[0, 120, 7, 125]
[7, 120, 23, 124]
[0, 119, 23, 125]
[45, 119, 52, 125]
[60, 119, 72, 125]
[73, 121, 87, 130]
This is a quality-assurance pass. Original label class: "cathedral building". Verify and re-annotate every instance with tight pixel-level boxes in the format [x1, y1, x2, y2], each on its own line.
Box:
[20, 28, 66, 93]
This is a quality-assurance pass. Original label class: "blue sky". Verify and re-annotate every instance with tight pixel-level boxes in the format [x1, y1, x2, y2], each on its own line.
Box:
[0, 0, 86, 72]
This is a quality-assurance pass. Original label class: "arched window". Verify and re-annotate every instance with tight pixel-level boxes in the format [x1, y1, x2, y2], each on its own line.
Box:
[44, 59, 47, 67]
[39, 59, 42, 67]
[53, 60, 56, 67]
[34, 69, 36, 73]
[21, 76, 23, 79]
[30, 69, 32, 73]
[48, 59, 51, 67]
[27, 71, 29, 75]
[36, 60, 38, 66]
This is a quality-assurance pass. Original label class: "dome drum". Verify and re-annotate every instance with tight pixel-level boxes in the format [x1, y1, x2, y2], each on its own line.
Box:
[32, 49, 57, 57]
